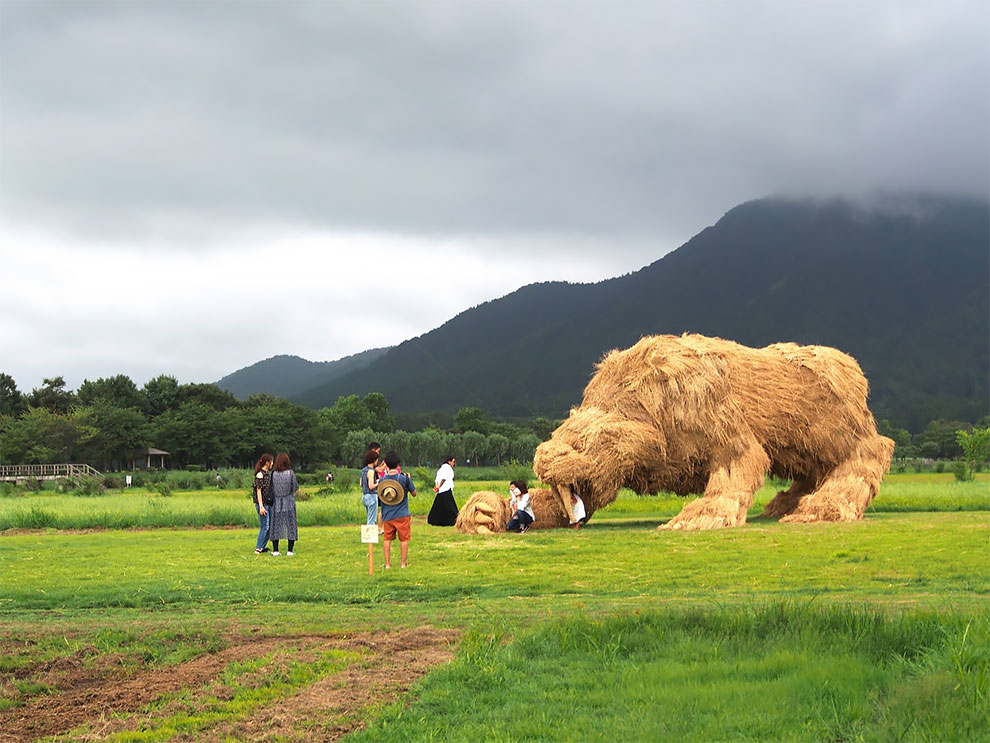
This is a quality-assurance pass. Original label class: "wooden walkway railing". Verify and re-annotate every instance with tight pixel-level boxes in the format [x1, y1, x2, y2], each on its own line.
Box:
[0, 464, 103, 482]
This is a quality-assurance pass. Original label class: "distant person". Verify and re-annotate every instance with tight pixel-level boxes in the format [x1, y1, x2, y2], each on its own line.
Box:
[506, 479, 535, 533]
[252, 453, 274, 554]
[216, 472, 223, 488]
[268, 452, 300, 555]
[360, 449, 380, 530]
[326, 471, 333, 483]
[428, 455, 458, 526]
[378, 451, 416, 569]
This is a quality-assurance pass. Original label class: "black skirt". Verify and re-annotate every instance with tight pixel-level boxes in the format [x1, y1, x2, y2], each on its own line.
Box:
[427, 489, 458, 526]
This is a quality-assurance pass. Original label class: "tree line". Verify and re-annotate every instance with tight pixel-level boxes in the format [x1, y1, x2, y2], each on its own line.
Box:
[1, 372, 984, 472]
[878, 417, 990, 461]
[0, 373, 556, 470]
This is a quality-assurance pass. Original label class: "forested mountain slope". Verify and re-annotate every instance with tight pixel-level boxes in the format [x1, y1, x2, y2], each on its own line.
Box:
[217, 348, 388, 400]
[290, 195, 989, 430]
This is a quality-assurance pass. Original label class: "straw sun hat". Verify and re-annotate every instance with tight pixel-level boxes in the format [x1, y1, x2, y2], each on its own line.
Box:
[377, 477, 406, 506]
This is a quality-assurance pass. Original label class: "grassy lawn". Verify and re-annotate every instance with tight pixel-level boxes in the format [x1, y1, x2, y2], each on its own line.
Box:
[0, 476, 987, 741]
[1, 474, 986, 530]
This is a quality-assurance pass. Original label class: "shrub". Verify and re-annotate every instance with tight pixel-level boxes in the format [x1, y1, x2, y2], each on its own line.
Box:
[73, 476, 104, 497]
[154, 482, 173, 497]
[951, 461, 973, 482]
[132, 471, 165, 487]
[171, 475, 196, 490]
[0, 482, 16, 498]
[501, 460, 534, 485]
[295, 488, 312, 502]
[935, 461, 945, 473]
[103, 475, 124, 489]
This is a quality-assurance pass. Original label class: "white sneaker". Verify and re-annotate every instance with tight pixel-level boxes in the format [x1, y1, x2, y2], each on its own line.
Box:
[286, 551, 294, 556]
[271, 551, 280, 556]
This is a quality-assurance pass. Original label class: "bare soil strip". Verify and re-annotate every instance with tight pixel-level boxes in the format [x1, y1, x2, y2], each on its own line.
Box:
[211, 626, 459, 743]
[1, 627, 457, 743]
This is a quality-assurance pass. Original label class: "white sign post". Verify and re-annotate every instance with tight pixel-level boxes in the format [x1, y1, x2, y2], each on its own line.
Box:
[361, 525, 379, 574]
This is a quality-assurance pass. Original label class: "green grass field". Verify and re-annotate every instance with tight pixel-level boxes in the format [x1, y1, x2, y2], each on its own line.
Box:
[1, 474, 987, 531]
[0, 475, 987, 741]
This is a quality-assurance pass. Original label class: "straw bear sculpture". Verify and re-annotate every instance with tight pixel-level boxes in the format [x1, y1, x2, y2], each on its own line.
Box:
[457, 333, 894, 533]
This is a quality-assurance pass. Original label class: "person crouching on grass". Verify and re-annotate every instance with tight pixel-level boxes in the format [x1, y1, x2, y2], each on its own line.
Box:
[378, 451, 416, 569]
[505, 480, 535, 533]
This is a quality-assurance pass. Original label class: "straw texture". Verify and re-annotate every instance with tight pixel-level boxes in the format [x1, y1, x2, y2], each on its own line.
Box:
[528, 333, 894, 530]
[456, 488, 566, 534]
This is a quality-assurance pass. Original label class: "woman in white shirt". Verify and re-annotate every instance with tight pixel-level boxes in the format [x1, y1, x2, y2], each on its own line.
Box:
[428, 455, 459, 526]
[506, 480, 536, 533]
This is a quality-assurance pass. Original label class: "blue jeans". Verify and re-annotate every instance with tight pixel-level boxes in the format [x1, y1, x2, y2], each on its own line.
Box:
[362, 493, 379, 525]
[255, 502, 270, 551]
[506, 511, 534, 532]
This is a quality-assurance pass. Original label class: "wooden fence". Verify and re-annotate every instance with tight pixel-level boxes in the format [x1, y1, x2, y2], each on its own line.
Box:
[0, 464, 103, 482]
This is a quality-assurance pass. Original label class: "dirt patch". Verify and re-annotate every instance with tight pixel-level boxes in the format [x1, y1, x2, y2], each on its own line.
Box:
[213, 626, 459, 742]
[0, 627, 458, 743]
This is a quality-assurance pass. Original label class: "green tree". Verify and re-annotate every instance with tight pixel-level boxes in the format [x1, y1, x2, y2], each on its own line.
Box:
[152, 401, 227, 468]
[29, 376, 77, 414]
[78, 374, 143, 410]
[82, 402, 150, 469]
[0, 373, 26, 417]
[328, 395, 375, 432]
[511, 433, 541, 463]
[363, 392, 395, 433]
[877, 419, 915, 458]
[176, 382, 239, 411]
[956, 427, 990, 480]
[462, 430, 486, 465]
[243, 395, 320, 467]
[916, 420, 970, 459]
[528, 416, 559, 441]
[0, 407, 96, 464]
[442, 432, 465, 463]
[417, 428, 444, 466]
[142, 375, 180, 417]
[218, 406, 255, 468]
[487, 433, 510, 465]
[382, 430, 411, 461]
[455, 407, 489, 435]
[342, 428, 376, 466]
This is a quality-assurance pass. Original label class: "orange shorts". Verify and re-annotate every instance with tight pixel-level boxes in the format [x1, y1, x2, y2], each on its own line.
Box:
[383, 516, 411, 542]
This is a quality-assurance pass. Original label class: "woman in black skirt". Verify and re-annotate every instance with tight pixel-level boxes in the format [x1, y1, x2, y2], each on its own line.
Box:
[428, 454, 458, 526]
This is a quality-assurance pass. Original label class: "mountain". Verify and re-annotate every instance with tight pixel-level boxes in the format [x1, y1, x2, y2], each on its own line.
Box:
[216, 348, 389, 400]
[285, 194, 989, 431]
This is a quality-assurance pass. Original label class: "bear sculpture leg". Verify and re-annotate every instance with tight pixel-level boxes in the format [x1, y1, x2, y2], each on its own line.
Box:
[761, 474, 818, 518]
[778, 437, 894, 523]
[660, 436, 769, 531]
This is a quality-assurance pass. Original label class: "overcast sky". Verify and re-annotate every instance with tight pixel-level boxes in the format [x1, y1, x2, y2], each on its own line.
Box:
[1, 0, 987, 393]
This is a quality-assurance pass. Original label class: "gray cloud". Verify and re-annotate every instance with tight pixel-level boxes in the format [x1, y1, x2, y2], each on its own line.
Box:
[0, 1, 987, 392]
[2, 1, 986, 254]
